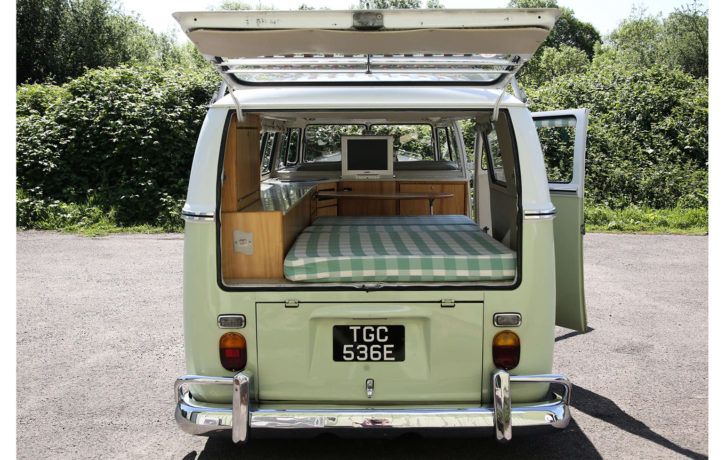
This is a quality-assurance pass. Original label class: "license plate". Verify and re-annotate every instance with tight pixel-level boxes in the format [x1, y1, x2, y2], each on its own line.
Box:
[333, 325, 405, 362]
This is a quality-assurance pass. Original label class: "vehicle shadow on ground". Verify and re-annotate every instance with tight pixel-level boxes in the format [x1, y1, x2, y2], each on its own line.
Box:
[184, 418, 600, 459]
[185, 421, 598, 460]
[570, 384, 706, 460]
[182, 382, 706, 460]
[555, 327, 594, 342]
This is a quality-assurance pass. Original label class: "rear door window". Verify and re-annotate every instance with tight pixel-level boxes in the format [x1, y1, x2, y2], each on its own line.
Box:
[484, 128, 506, 185]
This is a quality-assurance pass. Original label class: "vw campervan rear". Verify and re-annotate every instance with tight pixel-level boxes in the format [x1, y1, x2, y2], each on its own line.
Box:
[173, 8, 588, 443]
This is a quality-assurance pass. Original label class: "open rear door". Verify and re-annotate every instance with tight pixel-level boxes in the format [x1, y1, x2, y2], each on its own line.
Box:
[173, 8, 560, 88]
[532, 109, 589, 332]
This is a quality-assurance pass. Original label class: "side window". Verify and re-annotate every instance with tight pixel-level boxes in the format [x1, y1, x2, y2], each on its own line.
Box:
[437, 127, 452, 161]
[286, 128, 300, 165]
[260, 132, 275, 175]
[535, 116, 576, 184]
[275, 130, 290, 170]
[485, 127, 506, 185]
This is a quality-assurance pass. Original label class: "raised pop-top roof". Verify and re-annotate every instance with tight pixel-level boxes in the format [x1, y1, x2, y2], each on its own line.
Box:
[174, 8, 560, 88]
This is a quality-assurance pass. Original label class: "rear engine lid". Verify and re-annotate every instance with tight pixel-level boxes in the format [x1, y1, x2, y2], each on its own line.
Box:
[173, 9, 560, 87]
[255, 301, 484, 403]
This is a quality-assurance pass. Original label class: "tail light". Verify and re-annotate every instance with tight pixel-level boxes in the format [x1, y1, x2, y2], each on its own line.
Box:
[492, 330, 520, 370]
[219, 332, 247, 371]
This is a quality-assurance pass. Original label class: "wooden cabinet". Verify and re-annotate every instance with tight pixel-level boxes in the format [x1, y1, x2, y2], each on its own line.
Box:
[399, 181, 469, 216]
[337, 181, 397, 216]
[221, 194, 311, 280]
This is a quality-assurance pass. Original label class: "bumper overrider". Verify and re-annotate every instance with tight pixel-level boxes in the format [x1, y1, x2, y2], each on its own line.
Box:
[174, 371, 571, 443]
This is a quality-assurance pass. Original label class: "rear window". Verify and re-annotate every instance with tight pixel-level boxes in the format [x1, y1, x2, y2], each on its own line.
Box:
[303, 125, 365, 163]
[302, 124, 434, 163]
[370, 124, 434, 162]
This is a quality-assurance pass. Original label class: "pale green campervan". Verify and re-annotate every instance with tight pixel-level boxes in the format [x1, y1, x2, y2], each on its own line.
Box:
[173, 8, 588, 443]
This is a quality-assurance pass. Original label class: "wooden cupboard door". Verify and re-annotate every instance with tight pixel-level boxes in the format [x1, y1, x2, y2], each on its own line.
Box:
[399, 183, 440, 215]
[337, 181, 397, 216]
[440, 182, 468, 215]
[221, 211, 284, 279]
[399, 182, 468, 216]
[316, 205, 338, 217]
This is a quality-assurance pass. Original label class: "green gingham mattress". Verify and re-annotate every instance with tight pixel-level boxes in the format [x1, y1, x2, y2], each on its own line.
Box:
[284, 216, 516, 282]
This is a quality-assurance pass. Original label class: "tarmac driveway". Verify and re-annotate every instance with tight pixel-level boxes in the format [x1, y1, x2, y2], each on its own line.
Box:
[16, 232, 708, 459]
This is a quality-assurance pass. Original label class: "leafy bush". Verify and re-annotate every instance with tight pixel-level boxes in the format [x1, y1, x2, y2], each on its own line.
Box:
[16, 64, 220, 228]
[528, 62, 707, 209]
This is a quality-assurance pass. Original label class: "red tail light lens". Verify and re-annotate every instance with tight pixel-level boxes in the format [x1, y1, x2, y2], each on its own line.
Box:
[492, 330, 520, 370]
[219, 332, 247, 371]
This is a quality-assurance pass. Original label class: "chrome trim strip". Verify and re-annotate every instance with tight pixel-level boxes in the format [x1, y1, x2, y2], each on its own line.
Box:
[549, 184, 579, 193]
[174, 372, 571, 442]
[523, 207, 556, 221]
[181, 211, 216, 222]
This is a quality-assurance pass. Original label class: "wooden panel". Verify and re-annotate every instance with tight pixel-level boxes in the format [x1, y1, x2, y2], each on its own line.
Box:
[440, 182, 468, 215]
[220, 115, 261, 212]
[221, 211, 284, 279]
[220, 116, 238, 212]
[283, 194, 311, 253]
[399, 182, 468, 215]
[337, 181, 397, 216]
[237, 115, 262, 203]
[399, 183, 440, 215]
[316, 205, 338, 217]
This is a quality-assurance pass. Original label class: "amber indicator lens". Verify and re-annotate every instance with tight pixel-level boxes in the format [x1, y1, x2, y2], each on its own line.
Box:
[492, 330, 520, 370]
[219, 332, 247, 371]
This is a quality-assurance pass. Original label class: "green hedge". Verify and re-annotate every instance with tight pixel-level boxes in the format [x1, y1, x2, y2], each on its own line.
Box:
[16, 64, 220, 228]
[16, 60, 707, 232]
[528, 62, 708, 209]
[585, 205, 707, 234]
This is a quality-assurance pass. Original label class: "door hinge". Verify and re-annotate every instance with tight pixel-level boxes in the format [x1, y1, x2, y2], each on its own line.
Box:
[284, 300, 299, 308]
[441, 299, 456, 308]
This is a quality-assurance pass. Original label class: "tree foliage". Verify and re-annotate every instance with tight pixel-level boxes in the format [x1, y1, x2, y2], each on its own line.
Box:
[528, 62, 708, 208]
[16, 65, 220, 227]
[518, 45, 589, 89]
[508, 0, 601, 87]
[15, 0, 709, 232]
[16, 0, 204, 84]
[603, 2, 708, 78]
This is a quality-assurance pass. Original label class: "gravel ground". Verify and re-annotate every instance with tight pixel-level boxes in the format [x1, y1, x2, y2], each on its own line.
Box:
[16, 231, 708, 459]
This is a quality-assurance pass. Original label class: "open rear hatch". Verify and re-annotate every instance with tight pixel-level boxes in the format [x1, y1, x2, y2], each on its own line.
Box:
[173, 8, 560, 87]
[256, 301, 484, 403]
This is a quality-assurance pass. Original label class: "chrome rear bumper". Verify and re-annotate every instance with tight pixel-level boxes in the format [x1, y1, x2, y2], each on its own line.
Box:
[174, 370, 571, 443]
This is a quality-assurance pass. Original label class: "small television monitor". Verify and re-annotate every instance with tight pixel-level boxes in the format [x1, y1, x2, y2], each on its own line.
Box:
[341, 135, 394, 178]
